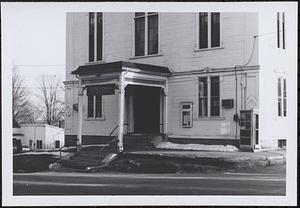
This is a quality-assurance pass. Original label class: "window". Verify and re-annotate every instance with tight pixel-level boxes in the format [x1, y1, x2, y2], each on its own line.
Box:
[134, 12, 158, 56]
[199, 12, 220, 49]
[36, 140, 42, 149]
[277, 12, 280, 48]
[277, 77, 287, 117]
[199, 77, 208, 116]
[181, 103, 193, 128]
[278, 139, 286, 148]
[199, 76, 220, 117]
[210, 76, 220, 116]
[282, 12, 285, 49]
[277, 12, 286, 49]
[89, 12, 103, 62]
[283, 78, 287, 116]
[87, 94, 102, 118]
[55, 140, 60, 148]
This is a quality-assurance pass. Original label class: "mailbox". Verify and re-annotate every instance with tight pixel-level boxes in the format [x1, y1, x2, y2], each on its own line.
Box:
[222, 99, 234, 108]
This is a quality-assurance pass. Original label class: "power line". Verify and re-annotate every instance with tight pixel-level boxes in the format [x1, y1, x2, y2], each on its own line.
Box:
[14, 64, 65, 67]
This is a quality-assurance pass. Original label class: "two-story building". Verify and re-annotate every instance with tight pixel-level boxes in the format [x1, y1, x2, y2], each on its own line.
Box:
[64, 11, 295, 152]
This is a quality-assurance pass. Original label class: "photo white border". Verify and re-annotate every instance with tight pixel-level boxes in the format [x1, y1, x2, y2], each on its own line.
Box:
[1, 2, 297, 206]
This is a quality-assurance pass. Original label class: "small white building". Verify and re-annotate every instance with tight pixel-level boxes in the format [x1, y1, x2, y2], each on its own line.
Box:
[20, 124, 65, 149]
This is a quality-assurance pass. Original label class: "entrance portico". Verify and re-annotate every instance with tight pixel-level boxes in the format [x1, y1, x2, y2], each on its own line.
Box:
[71, 61, 170, 152]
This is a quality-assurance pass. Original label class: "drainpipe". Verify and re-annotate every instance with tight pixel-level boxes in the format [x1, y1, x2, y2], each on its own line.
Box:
[234, 65, 238, 139]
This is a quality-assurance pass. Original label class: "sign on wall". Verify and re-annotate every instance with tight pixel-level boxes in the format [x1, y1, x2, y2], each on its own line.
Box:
[86, 84, 116, 96]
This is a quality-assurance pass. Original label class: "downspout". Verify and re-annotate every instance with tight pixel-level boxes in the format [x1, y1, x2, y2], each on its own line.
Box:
[234, 65, 238, 139]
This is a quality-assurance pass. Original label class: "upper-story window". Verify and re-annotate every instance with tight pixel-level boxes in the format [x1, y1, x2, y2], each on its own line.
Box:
[134, 12, 158, 56]
[277, 77, 287, 117]
[199, 76, 220, 117]
[277, 12, 285, 50]
[89, 12, 103, 62]
[199, 12, 220, 49]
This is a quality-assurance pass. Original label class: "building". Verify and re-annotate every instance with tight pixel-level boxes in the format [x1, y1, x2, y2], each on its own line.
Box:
[64, 12, 295, 151]
[13, 118, 24, 152]
[19, 124, 65, 150]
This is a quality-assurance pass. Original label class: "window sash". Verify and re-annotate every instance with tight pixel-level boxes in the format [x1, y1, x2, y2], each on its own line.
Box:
[277, 12, 280, 48]
[210, 76, 220, 116]
[89, 13, 95, 62]
[282, 12, 285, 49]
[199, 77, 208, 116]
[87, 95, 94, 118]
[96, 13, 103, 61]
[283, 78, 287, 116]
[135, 16, 145, 56]
[95, 95, 102, 118]
[211, 12, 220, 47]
[199, 12, 208, 49]
[147, 13, 158, 55]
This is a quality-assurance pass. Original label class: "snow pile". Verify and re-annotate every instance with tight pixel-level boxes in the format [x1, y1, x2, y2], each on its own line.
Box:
[156, 142, 239, 152]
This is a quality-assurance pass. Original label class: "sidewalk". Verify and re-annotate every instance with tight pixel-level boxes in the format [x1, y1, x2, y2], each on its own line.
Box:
[125, 149, 286, 167]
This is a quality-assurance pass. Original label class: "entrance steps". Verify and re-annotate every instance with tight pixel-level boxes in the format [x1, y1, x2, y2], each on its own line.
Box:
[60, 134, 162, 169]
[60, 144, 118, 169]
[123, 134, 159, 151]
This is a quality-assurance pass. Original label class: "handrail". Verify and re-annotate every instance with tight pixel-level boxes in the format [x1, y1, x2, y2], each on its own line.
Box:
[96, 124, 120, 165]
[109, 124, 119, 137]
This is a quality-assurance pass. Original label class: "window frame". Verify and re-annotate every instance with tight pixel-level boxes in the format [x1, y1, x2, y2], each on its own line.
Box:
[276, 12, 286, 50]
[133, 12, 160, 57]
[277, 76, 287, 118]
[198, 75, 221, 118]
[181, 102, 193, 128]
[197, 12, 222, 51]
[88, 12, 103, 63]
[86, 93, 104, 120]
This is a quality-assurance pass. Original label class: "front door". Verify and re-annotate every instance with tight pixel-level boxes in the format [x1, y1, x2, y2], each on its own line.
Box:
[132, 85, 160, 134]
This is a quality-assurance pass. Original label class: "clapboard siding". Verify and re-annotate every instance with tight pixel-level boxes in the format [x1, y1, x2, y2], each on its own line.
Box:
[66, 12, 258, 79]
[65, 12, 259, 139]
[167, 71, 259, 139]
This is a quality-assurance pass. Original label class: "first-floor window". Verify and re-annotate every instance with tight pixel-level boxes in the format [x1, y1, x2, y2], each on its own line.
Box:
[199, 76, 220, 117]
[277, 77, 287, 117]
[88, 94, 102, 118]
[36, 140, 43, 149]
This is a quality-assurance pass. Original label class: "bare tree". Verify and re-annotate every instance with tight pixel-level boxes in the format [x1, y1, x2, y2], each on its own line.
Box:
[12, 68, 41, 124]
[12, 68, 29, 124]
[38, 75, 65, 126]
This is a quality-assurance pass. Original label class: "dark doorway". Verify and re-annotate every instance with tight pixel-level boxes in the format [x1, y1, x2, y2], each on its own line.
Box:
[132, 85, 160, 134]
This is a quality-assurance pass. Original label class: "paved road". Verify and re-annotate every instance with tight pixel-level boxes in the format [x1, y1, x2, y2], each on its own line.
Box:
[14, 167, 285, 195]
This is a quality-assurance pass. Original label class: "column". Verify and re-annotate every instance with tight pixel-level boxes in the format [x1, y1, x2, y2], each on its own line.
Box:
[163, 85, 168, 136]
[118, 72, 125, 152]
[77, 79, 84, 147]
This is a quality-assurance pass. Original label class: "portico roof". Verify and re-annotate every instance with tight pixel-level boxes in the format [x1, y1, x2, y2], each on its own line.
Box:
[71, 61, 171, 76]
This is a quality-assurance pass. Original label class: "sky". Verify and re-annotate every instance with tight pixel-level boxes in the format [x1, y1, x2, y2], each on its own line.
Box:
[3, 4, 66, 103]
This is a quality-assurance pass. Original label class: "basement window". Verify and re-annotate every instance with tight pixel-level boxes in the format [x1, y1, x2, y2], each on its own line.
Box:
[278, 139, 286, 148]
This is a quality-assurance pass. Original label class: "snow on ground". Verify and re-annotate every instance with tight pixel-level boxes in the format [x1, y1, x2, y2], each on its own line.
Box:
[15, 151, 74, 159]
[156, 142, 239, 152]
